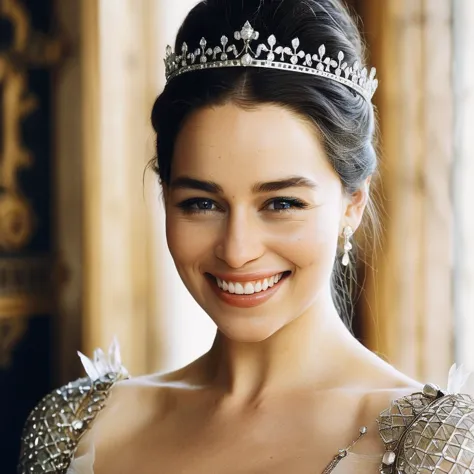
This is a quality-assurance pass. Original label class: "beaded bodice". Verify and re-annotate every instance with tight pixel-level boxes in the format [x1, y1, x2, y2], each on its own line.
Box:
[17, 346, 474, 474]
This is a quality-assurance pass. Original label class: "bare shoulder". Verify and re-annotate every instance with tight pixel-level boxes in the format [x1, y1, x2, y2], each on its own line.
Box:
[83, 358, 205, 449]
[358, 363, 424, 418]
[347, 366, 424, 455]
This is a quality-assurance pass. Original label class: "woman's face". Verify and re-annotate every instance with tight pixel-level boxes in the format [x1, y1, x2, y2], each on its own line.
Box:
[165, 102, 360, 342]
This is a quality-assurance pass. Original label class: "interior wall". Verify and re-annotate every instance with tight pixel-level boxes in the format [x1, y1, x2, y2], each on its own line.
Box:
[356, 0, 454, 384]
[54, 0, 83, 385]
[54, 0, 465, 387]
[452, 0, 474, 393]
[79, 0, 216, 376]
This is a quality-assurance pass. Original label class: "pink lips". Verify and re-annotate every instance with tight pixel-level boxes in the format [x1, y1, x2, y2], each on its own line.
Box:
[211, 271, 283, 282]
[206, 271, 289, 308]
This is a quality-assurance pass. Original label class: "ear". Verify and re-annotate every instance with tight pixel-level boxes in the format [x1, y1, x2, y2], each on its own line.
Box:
[340, 176, 371, 233]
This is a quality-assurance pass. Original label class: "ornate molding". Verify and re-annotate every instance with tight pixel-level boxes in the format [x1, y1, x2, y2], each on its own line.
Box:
[0, 255, 55, 368]
[0, 257, 53, 304]
[0, 316, 26, 369]
[0, 0, 64, 368]
[0, 0, 63, 251]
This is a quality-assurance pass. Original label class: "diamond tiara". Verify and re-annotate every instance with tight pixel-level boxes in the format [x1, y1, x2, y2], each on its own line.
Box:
[164, 21, 378, 103]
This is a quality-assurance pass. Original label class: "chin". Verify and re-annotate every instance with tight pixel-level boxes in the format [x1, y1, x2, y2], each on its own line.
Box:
[212, 315, 287, 343]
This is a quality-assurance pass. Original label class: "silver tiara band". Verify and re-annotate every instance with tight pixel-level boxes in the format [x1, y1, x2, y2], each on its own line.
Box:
[164, 21, 378, 103]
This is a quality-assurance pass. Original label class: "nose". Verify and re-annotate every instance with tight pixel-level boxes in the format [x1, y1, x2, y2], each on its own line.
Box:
[214, 209, 265, 269]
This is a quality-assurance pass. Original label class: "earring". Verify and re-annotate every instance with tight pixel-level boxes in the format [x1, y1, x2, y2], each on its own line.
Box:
[342, 226, 353, 266]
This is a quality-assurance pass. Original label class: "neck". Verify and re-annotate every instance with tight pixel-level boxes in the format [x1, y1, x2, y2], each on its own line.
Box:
[203, 289, 365, 404]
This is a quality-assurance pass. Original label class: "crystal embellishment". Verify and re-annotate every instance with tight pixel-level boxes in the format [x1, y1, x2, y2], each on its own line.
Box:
[241, 53, 252, 66]
[164, 21, 378, 103]
[382, 451, 396, 465]
[77, 337, 129, 382]
[422, 382, 441, 399]
[71, 420, 84, 431]
[239, 21, 258, 41]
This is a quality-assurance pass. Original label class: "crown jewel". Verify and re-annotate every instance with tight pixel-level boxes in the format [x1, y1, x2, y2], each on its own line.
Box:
[165, 21, 378, 103]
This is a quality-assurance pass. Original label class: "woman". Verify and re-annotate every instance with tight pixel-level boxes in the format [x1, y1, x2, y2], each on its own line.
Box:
[18, 0, 474, 473]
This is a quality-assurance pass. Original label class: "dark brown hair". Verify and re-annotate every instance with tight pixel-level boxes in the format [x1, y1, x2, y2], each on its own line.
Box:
[150, 0, 379, 328]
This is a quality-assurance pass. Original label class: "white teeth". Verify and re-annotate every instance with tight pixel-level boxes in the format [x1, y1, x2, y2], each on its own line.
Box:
[215, 273, 286, 295]
[244, 282, 254, 295]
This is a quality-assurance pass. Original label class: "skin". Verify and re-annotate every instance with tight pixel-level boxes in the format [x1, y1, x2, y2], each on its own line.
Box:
[80, 102, 422, 474]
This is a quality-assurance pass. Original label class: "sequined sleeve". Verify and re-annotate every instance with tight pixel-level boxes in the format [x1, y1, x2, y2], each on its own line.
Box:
[17, 373, 123, 474]
[377, 383, 474, 473]
[18, 339, 129, 474]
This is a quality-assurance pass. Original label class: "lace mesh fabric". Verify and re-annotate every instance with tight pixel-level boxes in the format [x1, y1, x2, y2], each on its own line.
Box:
[65, 447, 382, 474]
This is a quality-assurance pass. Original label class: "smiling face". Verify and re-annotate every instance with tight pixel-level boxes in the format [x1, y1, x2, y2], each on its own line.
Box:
[165, 102, 360, 342]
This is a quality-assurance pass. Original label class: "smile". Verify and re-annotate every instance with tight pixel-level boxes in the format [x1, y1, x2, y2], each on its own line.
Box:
[206, 271, 291, 308]
[216, 273, 284, 295]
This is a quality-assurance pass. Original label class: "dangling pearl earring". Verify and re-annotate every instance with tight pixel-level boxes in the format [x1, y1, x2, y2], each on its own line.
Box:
[342, 226, 353, 266]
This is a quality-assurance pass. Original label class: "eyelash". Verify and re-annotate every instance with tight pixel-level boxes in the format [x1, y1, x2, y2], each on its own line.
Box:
[176, 197, 310, 214]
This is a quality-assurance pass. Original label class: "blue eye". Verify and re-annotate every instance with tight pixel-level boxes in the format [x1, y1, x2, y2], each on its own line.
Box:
[265, 198, 308, 211]
[177, 198, 221, 213]
[177, 197, 309, 214]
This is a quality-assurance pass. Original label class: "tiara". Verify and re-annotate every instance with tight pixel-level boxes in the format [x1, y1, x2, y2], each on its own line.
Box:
[164, 21, 378, 103]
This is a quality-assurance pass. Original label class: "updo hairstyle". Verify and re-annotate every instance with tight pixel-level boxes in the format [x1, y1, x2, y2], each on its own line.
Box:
[150, 0, 380, 328]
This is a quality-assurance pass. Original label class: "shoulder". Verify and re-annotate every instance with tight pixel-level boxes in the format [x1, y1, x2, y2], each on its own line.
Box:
[347, 381, 423, 457]
[18, 373, 123, 474]
[376, 384, 474, 473]
[18, 340, 131, 474]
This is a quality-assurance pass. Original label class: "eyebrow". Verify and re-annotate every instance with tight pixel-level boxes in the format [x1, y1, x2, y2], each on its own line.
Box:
[170, 176, 318, 194]
[252, 176, 319, 193]
[170, 177, 224, 194]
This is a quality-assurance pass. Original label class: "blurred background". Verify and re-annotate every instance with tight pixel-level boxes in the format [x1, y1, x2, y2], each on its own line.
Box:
[0, 0, 473, 472]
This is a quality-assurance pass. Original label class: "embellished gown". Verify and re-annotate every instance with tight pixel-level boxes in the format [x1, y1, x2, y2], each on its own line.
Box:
[18, 342, 474, 474]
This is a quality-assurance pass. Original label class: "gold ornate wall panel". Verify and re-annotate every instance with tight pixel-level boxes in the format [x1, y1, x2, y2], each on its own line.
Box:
[0, 0, 62, 364]
[0, 1, 64, 472]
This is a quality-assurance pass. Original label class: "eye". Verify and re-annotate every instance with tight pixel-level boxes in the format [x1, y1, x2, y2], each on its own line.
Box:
[177, 198, 222, 213]
[264, 197, 309, 212]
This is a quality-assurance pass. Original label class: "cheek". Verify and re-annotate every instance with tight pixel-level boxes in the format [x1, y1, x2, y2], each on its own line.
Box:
[165, 214, 215, 266]
[270, 209, 340, 272]
[268, 215, 338, 291]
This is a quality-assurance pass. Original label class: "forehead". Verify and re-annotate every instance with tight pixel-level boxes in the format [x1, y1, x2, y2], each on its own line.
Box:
[172, 102, 338, 188]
